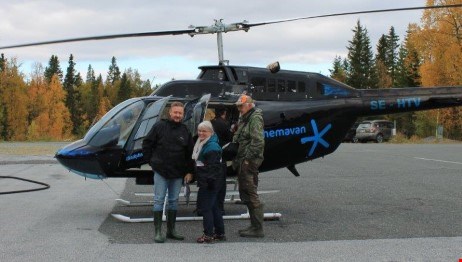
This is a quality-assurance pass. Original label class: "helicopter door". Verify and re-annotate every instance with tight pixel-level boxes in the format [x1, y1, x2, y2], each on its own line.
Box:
[122, 96, 171, 168]
[183, 94, 211, 137]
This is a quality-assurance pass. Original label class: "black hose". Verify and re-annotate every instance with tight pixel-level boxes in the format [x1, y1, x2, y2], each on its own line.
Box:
[0, 176, 50, 195]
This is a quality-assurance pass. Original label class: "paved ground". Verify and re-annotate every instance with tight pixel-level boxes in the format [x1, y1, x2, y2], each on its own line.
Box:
[1, 142, 462, 261]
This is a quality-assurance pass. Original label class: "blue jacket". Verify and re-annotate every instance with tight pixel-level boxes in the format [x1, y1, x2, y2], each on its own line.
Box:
[195, 134, 223, 189]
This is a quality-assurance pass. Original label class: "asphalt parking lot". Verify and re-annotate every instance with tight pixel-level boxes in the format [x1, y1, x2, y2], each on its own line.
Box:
[101, 143, 462, 244]
[1, 143, 462, 261]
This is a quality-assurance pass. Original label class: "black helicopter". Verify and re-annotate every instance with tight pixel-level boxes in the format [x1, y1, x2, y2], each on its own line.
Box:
[1, 4, 462, 184]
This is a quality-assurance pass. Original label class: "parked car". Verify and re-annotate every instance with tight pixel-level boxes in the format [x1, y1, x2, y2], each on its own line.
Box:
[355, 120, 394, 143]
[343, 121, 360, 143]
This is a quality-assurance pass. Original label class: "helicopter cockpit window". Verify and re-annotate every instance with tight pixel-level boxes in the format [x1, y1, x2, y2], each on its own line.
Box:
[156, 83, 223, 98]
[233, 68, 248, 84]
[250, 77, 266, 92]
[319, 82, 351, 97]
[131, 102, 166, 150]
[298, 81, 306, 93]
[288, 80, 296, 92]
[278, 79, 286, 92]
[199, 68, 228, 81]
[268, 79, 276, 92]
[84, 98, 140, 143]
[88, 100, 144, 147]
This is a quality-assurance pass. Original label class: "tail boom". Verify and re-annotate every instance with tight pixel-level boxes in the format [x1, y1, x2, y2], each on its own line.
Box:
[359, 86, 462, 116]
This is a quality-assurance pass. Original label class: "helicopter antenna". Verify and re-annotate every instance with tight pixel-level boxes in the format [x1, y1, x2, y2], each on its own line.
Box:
[188, 19, 249, 65]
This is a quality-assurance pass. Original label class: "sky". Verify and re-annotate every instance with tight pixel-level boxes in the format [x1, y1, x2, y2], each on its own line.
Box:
[0, 0, 427, 86]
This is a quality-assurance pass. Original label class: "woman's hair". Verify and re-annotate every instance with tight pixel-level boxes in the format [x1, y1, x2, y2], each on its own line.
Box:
[197, 121, 214, 133]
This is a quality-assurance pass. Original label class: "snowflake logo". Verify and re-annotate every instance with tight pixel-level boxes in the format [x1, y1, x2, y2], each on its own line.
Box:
[300, 119, 332, 156]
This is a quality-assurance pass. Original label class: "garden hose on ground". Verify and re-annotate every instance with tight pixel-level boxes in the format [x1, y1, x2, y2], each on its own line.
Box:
[0, 176, 50, 195]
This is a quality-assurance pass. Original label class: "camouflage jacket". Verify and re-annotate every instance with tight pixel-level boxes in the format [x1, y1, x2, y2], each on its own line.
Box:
[232, 107, 265, 165]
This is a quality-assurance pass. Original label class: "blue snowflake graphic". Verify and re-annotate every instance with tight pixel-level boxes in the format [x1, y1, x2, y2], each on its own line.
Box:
[300, 119, 332, 156]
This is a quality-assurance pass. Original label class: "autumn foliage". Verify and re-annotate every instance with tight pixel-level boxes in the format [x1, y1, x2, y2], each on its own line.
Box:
[331, 1, 462, 140]
[0, 55, 152, 141]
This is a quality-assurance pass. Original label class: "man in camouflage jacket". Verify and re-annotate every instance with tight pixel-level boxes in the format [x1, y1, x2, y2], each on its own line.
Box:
[233, 94, 265, 238]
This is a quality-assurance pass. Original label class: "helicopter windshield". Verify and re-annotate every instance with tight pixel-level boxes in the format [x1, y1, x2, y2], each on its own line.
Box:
[84, 98, 143, 145]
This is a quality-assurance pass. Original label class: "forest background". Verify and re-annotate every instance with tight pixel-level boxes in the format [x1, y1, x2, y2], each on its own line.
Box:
[0, 3, 461, 141]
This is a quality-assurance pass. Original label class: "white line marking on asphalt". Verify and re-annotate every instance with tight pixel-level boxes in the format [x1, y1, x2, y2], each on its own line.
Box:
[414, 157, 462, 165]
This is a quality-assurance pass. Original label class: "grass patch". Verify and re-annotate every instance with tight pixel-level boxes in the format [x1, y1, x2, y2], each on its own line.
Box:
[389, 133, 462, 144]
[0, 142, 68, 156]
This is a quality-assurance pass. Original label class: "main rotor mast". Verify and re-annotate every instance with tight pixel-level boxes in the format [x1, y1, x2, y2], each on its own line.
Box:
[188, 19, 249, 65]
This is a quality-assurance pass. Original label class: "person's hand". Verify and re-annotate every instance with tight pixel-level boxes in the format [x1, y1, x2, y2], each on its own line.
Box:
[184, 173, 193, 184]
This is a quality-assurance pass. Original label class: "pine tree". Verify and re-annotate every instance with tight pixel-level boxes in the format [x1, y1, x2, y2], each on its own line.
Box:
[87, 65, 99, 124]
[140, 79, 153, 96]
[117, 72, 132, 104]
[86, 65, 96, 84]
[375, 34, 392, 88]
[395, 33, 421, 88]
[44, 55, 63, 83]
[63, 54, 76, 112]
[107, 56, 121, 84]
[329, 56, 347, 83]
[385, 27, 400, 86]
[346, 20, 377, 89]
[63, 54, 85, 135]
[0, 53, 5, 72]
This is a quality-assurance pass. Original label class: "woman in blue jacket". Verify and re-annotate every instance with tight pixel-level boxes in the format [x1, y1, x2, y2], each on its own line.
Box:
[192, 121, 225, 243]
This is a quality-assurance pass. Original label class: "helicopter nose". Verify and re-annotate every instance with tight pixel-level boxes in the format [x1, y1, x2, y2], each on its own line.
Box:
[55, 140, 106, 179]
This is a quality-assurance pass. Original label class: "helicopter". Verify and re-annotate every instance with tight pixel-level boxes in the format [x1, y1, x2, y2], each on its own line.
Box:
[1, 4, 462, 185]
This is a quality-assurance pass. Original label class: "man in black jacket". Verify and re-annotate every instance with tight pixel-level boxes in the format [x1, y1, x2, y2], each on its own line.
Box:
[211, 107, 232, 147]
[142, 102, 194, 243]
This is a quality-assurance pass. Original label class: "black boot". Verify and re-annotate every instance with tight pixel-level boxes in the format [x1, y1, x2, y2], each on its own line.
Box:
[240, 205, 264, 238]
[166, 210, 184, 240]
[153, 211, 165, 243]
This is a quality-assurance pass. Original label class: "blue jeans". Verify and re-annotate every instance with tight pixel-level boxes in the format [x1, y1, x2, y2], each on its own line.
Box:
[197, 187, 225, 236]
[153, 172, 183, 212]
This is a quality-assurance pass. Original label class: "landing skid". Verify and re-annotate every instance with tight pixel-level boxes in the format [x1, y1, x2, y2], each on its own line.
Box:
[112, 178, 282, 222]
[111, 212, 282, 223]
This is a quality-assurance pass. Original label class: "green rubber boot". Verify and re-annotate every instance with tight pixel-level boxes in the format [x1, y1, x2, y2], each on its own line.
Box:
[238, 208, 256, 234]
[240, 205, 264, 238]
[166, 210, 184, 240]
[153, 211, 165, 243]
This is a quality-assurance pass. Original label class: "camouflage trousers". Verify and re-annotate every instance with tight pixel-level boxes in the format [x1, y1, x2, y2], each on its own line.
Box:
[237, 159, 263, 210]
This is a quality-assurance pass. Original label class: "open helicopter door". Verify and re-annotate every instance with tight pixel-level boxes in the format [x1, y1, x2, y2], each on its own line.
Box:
[182, 94, 211, 136]
[121, 96, 171, 169]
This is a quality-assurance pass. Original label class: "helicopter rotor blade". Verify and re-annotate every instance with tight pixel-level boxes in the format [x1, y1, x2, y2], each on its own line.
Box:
[244, 4, 462, 28]
[1, 4, 462, 50]
[0, 29, 195, 50]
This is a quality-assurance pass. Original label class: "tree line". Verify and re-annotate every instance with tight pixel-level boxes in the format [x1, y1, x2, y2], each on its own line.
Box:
[329, 1, 462, 141]
[0, 55, 153, 141]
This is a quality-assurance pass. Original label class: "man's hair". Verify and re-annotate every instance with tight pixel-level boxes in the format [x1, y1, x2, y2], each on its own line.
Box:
[215, 107, 227, 117]
[170, 101, 184, 109]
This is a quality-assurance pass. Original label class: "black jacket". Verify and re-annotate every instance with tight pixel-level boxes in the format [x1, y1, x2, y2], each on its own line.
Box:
[211, 117, 232, 147]
[142, 119, 195, 179]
